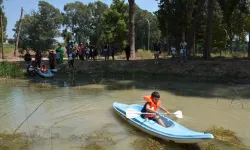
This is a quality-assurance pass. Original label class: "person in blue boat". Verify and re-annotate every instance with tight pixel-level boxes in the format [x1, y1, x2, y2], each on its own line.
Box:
[141, 91, 171, 127]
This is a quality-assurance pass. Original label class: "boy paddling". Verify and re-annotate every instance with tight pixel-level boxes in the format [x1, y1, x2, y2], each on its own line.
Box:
[141, 91, 171, 127]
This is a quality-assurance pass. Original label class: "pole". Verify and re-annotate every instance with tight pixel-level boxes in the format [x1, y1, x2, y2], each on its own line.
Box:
[14, 7, 24, 57]
[0, 8, 4, 59]
[145, 18, 150, 50]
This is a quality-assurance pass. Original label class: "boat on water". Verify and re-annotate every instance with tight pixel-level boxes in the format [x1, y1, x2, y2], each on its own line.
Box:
[36, 68, 54, 78]
[113, 102, 214, 144]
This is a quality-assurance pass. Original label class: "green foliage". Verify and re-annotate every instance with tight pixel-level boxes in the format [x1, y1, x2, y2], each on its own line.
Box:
[135, 6, 161, 50]
[101, 0, 129, 49]
[0, 61, 23, 78]
[212, 2, 227, 48]
[62, 1, 108, 48]
[13, 1, 63, 52]
[156, 0, 195, 40]
[8, 38, 15, 45]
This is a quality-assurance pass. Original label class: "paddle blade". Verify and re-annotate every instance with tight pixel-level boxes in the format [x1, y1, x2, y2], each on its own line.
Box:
[126, 108, 142, 119]
[173, 110, 183, 118]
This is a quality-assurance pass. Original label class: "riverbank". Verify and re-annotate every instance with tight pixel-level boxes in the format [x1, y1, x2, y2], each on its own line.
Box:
[2, 58, 250, 85]
[54, 59, 250, 85]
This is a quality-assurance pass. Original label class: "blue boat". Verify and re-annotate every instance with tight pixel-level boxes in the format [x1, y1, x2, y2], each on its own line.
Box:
[36, 69, 54, 78]
[113, 102, 214, 144]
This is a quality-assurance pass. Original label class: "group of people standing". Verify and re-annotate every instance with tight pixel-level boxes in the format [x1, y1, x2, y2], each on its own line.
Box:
[66, 42, 98, 62]
[23, 39, 189, 73]
[153, 39, 188, 64]
[65, 42, 98, 68]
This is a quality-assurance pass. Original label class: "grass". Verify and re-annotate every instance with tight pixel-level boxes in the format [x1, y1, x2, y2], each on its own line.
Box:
[115, 49, 170, 60]
[211, 51, 248, 58]
[131, 126, 248, 150]
[2, 44, 14, 53]
[115, 49, 248, 60]
[0, 126, 247, 150]
[0, 61, 24, 78]
[83, 142, 106, 150]
[81, 132, 116, 150]
[206, 126, 247, 149]
[132, 138, 165, 150]
[0, 133, 30, 150]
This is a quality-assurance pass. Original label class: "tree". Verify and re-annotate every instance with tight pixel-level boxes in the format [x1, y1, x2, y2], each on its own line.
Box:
[8, 38, 15, 45]
[62, 1, 108, 47]
[187, 0, 206, 54]
[128, 0, 135, 58]
[203, 0, 216, 59]
[203, 0, 248, 58]
[87, 1, 108, 47]
[156, 0, 195, 51]
[243, 4, 250, 58]
[0, 0, 7, 43]
[101, 0, 129, 50]
[63, 1, 89, 44]
[13, 1, 62, 52]
[135, 6, 161, 50]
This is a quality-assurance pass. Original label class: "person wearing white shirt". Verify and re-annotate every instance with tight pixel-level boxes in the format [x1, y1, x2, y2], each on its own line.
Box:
[171, 46, 176, 60]
[180, 40, 187, 62]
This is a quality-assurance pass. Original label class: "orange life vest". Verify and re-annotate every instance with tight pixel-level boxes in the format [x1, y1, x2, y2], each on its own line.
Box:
[41, 66, 47, 73]
[143, 96, 161, 117]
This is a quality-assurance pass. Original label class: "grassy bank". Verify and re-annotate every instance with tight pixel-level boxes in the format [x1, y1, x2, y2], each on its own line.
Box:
[57, 58, 250, 85]
[0, 61, 24, 78]
[0, 126, 247, 150]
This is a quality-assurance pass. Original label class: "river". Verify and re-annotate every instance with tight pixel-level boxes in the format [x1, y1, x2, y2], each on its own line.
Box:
[0, 80, 250, 150]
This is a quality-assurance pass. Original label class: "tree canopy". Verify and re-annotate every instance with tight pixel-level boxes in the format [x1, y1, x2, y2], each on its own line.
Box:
[10, 0, 250, 58]
[13, 1, 63, 52]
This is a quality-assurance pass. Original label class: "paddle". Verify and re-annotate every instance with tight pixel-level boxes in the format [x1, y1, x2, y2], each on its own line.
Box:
[126, 108, 183, 119]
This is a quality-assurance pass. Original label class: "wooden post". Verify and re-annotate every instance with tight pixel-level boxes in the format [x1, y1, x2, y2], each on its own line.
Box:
[14, 7, 24, 57]
[0, 8, 4, 59]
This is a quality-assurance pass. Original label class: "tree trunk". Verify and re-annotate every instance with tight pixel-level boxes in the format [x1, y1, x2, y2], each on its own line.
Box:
[203, 0, 215, 59]
[182, 26, 185, 41]
[188, 0, 206, 55]
[193, 33, 196, 53]
[128, 0, 135, 58]
[248, 32, 250, 58]
[14, 8, 24, 57]
[0, 9, 4, 59]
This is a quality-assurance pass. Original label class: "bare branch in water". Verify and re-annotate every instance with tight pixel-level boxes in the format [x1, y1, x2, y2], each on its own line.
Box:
[13, 98, 48, 134]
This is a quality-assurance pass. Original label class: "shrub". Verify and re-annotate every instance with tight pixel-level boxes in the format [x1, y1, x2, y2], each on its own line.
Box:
[0, 61, 24, 78]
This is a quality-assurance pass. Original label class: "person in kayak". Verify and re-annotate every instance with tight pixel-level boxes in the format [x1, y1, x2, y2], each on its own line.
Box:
[141, 91, 171, 127]
[41, 65, 48, 73]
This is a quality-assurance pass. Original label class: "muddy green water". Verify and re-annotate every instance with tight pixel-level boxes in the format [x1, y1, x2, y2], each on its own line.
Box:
[0, 80, 250, 150]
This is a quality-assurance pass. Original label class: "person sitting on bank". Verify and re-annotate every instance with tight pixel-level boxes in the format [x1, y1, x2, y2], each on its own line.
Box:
[141, 91, 171, 127]
[26, 61, 36, 76]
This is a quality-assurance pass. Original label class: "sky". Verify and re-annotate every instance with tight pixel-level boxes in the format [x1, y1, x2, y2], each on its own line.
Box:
[3, 0, 159, 41]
